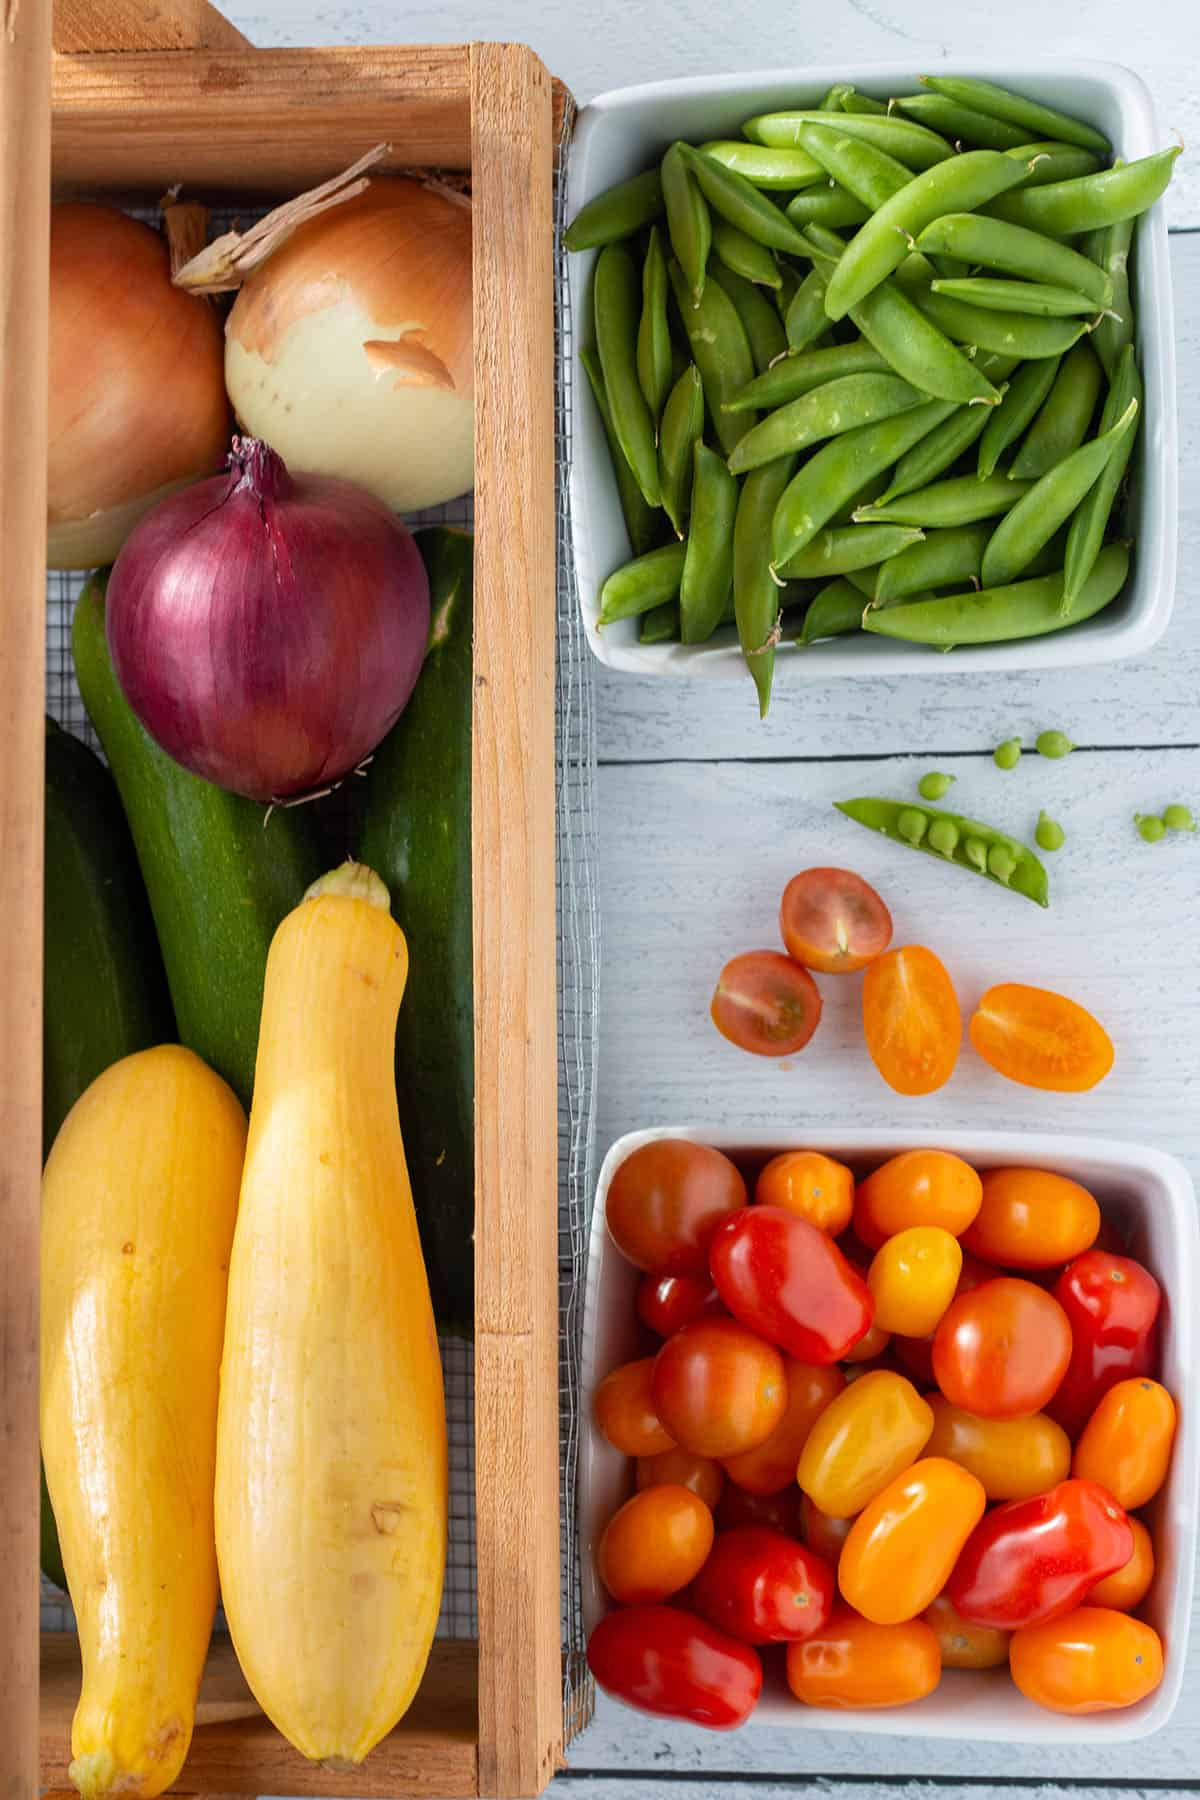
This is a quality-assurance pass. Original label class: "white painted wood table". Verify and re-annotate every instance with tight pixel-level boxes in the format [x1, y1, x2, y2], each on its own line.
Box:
[230, 2, 1199, 1792]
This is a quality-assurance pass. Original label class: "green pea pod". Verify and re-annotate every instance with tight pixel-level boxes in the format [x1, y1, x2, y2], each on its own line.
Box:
[657, 364, 705, 537]
[598, 540, 687, 626]
[780, 523, 924, 579]
[725, 340, 890, 413]
[736, 454, 798, 717]
[775, 260, 801, 321]
[708, 263, 788, 373]
[818, 83, 854, 112]
[1062, 344, 1142, 615]
[891, 92, 1029, 150]
[873, 523, 992, 604]
[835, 794, 1050, 907]
[873, 401, 1003, 506]
[640, 600, 681, 643]
[986, 147, 1181, 238]
[711, 215, 782, 289]
[1091, 213, 1135, 379]
[864, 539, 1129, 646]
[1010, 339, 1102, 480]
[594, 243, 662, 507]
[580, 345, 666, 559]
[744, 109, 954, 171]
[857, 472, 1034, 528]
[680, 144, 812, 257]
[662, 141, 712, 306]
[729, 371, 924, 475]
[698, 140, 824, 189]
[910, 282, 1089, 359]
[793, 122, 913, 209]
[565, 168, 664, 252]
[916, 212, 1113, 307]
[786, 265, 832, 352]
[845, 567, 879, 598]
[797, 578, 866, 645]
[637, 227, 674, 420]
[839, 88, 888, 117]
[668, 256, 757, 455]
[681, 442, 738, 643]
[785, 186, 872, 230]
[917, 75, 1109, 156]
[977, 356, 1062, 478]
[1005, 141, 1104, 186]
[930, 277, 1099, 318]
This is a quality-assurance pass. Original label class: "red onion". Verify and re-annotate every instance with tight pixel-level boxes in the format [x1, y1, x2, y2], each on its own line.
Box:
[106, 438, 430, 802]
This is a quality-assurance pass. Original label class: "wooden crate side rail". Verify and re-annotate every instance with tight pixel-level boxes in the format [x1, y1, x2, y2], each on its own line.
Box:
[53, 0, 251, 54]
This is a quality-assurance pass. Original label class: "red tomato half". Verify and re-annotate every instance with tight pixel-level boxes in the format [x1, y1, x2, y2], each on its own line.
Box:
[692, 1526, 835, 1644]
[779, 867, 893, 974]
[948, 1478, 1133, 1631]
[712, 951, 823, 1057]
[1049, 1250, 1162, 1438]
[709, 1206, 874, 1364]
[587, 1604, 762, 1729]
[637, 1273, 723, 1338]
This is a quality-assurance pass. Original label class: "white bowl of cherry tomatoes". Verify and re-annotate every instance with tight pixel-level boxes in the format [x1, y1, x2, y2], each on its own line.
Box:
[579, 1128, 1197, 1740]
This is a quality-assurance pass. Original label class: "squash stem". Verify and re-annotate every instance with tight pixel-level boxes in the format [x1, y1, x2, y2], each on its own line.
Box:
[304, 861, 391, 910]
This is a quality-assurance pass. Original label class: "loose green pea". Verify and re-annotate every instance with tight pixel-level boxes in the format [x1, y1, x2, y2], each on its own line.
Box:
[1036, 811, 1066, 852]
[993, 737, 1022, 771]
[897, 807, 928, 845]
[1136, 814, 1166, 843]
[988, 844, 1017, 882]
[918, 770, 956, 802]
[1036, 729, 1075, 760]
[964, 837, 988, 872]
[1163, 804, 1196, 833]
[927, 817, 959, 857]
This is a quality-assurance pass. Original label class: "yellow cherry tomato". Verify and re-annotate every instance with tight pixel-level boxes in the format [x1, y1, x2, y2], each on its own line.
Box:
[923, 1593, 1010, 1669]
[1088, 1516, 1155, 1612]
[1073, 1378, 1177, 1510]
[797, 1370, 934, 1520]
[925, 1397, 1071, 1502]
[838, 1456, 987, 1624]
[867, 1226, 962, 1337]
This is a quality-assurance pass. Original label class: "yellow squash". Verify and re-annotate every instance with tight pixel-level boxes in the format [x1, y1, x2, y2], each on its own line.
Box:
[40, 1044, 247, 1800]
[215, 863, 447, 1767]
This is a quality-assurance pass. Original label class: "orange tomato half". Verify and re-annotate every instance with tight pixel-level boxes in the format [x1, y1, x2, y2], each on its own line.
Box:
[854, 1150, 982, 1251]
[1010, 1607, 1163, 1714]
[862, 945, 961, 1096]
[838, 1457, 987, 1625]
[969, 983, 1114, 1092]
[786, 1606, 941, 1709]
[963, 1167, 1100, 1270]
[1073, 1378, 1177, 1510]
[598, 1484, 715, 1605]
[1088, 1516, 1155, 1612]
[755, 1151, 854, 1235]
[924, 1593, 1010, 1669]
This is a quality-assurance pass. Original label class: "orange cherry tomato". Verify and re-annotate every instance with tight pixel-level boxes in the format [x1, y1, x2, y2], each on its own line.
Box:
[801, 1492, 853, 1564]
[933, 1278, 1073, 1420]
[862, 945, 961, 1096]
[963, 1167, 1101, 1270]
[969, 983, 1114, 1093]
[598, 1483, 715, 1605]
[718, 1482, 801, 1536]
[925, 1398, 1071, 1502]
[923, 1593, 1010, 1669]
[797, 1369, 933, 1519]
[1010, 1606, 1163, 1714]
[653, 1318, 787, 1459]
[637, 1272, 723, 1337]
[779, 867, 893, 974]
[1073, 1378, 1177, 1510]
[721, 1360, 844, 1497]
[1088, 1516, 1155, 1612]
[843, 1319, 892, 1364]
[607, 1138, 747, 1276]
[786, 1605, 941, 1708]
[755, 1151, 854, 1235]
[838, 1456, 987, 1624]
[868, 1226, 962, 1338]
[595, 1357, 675, 1455]
[854, 1150, 983, 1251]
[712, 950, 823, 1057]
[637, 1447, 725, 1509]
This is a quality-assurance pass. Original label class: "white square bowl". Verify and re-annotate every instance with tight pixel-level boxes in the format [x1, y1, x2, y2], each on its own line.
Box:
[565, 61, 1178, 680]
[579, 1126, 1198, 1742]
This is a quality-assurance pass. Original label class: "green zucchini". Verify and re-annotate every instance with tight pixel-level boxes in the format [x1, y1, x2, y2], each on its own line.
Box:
[360, 528, 474, 1335]
[72, 573, 324, 1109]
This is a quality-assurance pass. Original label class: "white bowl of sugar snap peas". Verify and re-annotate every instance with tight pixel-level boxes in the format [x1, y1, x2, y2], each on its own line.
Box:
[564, 63, 1178, 711]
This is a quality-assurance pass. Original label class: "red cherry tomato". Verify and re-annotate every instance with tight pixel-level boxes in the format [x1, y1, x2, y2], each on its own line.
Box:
[932, 1278, 1073, 1420]
[653, 1317, 787, 1459]
[718, 1483, 802, 1536]
[692, 1525, 835, 1644]
[1049, 1250, 1162, 1438]
[587, 1604, 762, 1728]
[711, 951, 823, 1057]
[607, 1138, 747, 1276]
[862, 945, 961, 1096]
[948, 1478, 1133, 1631]
[637, 1272, 723, 1337]
[779, 867, 893, 974]
[709, 1206, 874, 1364]
[893, 1252, 998, 1386]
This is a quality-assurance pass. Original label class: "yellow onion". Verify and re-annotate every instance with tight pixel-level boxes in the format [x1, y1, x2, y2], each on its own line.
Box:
[48, 205, 229, 569]
[224, 178, 473, 513]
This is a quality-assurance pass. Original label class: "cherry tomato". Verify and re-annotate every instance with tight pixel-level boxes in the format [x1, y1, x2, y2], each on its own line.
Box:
[925, 1398, 1071, 1502]
[1049, 1250, 1162, 1437]
[637, 1272, 723, 1338]
[893, 1253, 993, 1385]
[797, 1369, 933, 1519]
[606, 1138, 746, 1276]
[598, 1484, 715, 1605]
[779, 867, 893, 974]
[862, 945, 961, 1096]
[755, 1150, 854, 1235]
[963, 1166, 1101, 1269]
[709, 1206, 873, 1364]
[718, 1483, 801, 1536]
[638, 1447, 725, 1509]
[692, 1525, 835, 1645]
[712, 951, 823, 1057]
[653, 1317, 787, 1459]
[923, 1593, 1010, 1669]
[721, 1360, 844, 1497]
[839, 1456, 986, 1624]
[1073, 1378, 1177, 1509]
[587, 1604, 762, 1728]
[932, 1278, 1073, 1420]
[594, 1357, 675, 1455]
[786, 1605, 941, 1708]
[854, 1150, 982, 1251]
[843, 1319, 892, 1364]
[868, 1227, 962, 1338]
[801, 1493, 853, 1564]
[969, 983, 1114, 1092]
[1088, 1515, 1155, 1612]
[949, 1478, 1133, 1630]
[1010, 1607, 1163, 1714]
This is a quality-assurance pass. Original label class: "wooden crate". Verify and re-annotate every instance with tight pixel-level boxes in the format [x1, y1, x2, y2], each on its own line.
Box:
[1, 5, 568, 1796]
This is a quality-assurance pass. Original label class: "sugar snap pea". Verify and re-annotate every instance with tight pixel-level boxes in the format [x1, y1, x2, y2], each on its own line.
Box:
[785, 186, 872, 230]
[779, 522, 924, 579]
[681, 442, 737, 643]
[776, 261, 801, 320]
[918, 75, 1109, 157]
[786, 265, 833, 352]
[662, 142, 712, 306]
[797, 577, 865, 645]
[891, 92, 1029, 150]
[909, 281, 1089, 358]
[835, 794, 1050, 906]
[856, 473, 1034, 528]
[729, 371, 925, 474]
[1011, 339, 1102, 479]
[565, 168, 664, 251]
[744, 109, 954, 171]
[711, 215, 781, 289]
[598, 540, 687, 626]
[1062, 343, 1142, 614]
[640, 600, 681, 643]
[698, 140, 824, 189]
[709, 263, 788, 372]
[874, 399, 1006, 506]
[668, 257, 756, 455]
[580, 345, 666, 559]
[637, 228, 674, 420]
[594, 243, 663, 507]
[930, 277, 1100, 318]
[724, 340, 890, 412]
[977, 356, 1059, 477]
[863, 540, 1129, 646]
[917, 212, 1113, 307]
[680, 144, 812, 256]
[1005, 141, 1104, 186]
[873, 524, 992, 604]
[793, 122, 914, 209]
[736, 455, 798, 716]
[1091, 212, 1135, 379]
[839, 87, 888, 116]
[986, 147, 1181, 237]
[658, 364, 705, 537]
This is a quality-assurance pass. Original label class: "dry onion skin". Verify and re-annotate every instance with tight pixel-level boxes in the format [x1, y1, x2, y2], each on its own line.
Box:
[225, 178, 473, 513]
[48, 205, 229, 569]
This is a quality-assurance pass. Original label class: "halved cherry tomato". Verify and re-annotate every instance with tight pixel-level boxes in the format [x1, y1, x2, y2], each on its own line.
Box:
[712, 951, 823, 1057]
[594, 1357, 675, 1455]
[1073, 1378, 1177, 1509]
[963, 1167, 1100, 1269]
[868, 1227, 962, 1338]
[969, 983, 1114, 1092]
[839, 1456, 986, 1625]
[1010, 1607, 1163, 1714]
[587, 1604, 762, 1728]
[598, 1484, 715, 1605]
[637, 1447, 724, 1509]
[923, 1593, 1010, 1669]
[801, 1493, 853, 1564]
[653, 1318, 787, 1459]
[854, 1150, 983, 1251]
[755, 1150, 854, 1235]
[607, 1138, 746, 1275]
[779, 867, 893, 974]
[862, 945, 961, 1096]
[1050, 1250, 1162, 1438]
[843, 1319, 892, 1364]
[925, 1398, 1071, 1502]
[692, 1525, 835, 1645]
[932, 1278, 1073, 1420]
[721, 1360, 844, 1496]
[786, 1605, 941, 1709]
[637, 1272, 723, 1337]
[1088, 1515, 1155, 1612]
[718, 1483, 801, 1536]
[949, 1478, 1133, 1630]
[709, 1207, 873, 1364]
[797, 1369, 933, 1519]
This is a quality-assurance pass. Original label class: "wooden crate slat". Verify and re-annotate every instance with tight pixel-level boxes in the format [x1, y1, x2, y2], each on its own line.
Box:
[53, 0, 251, 54]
